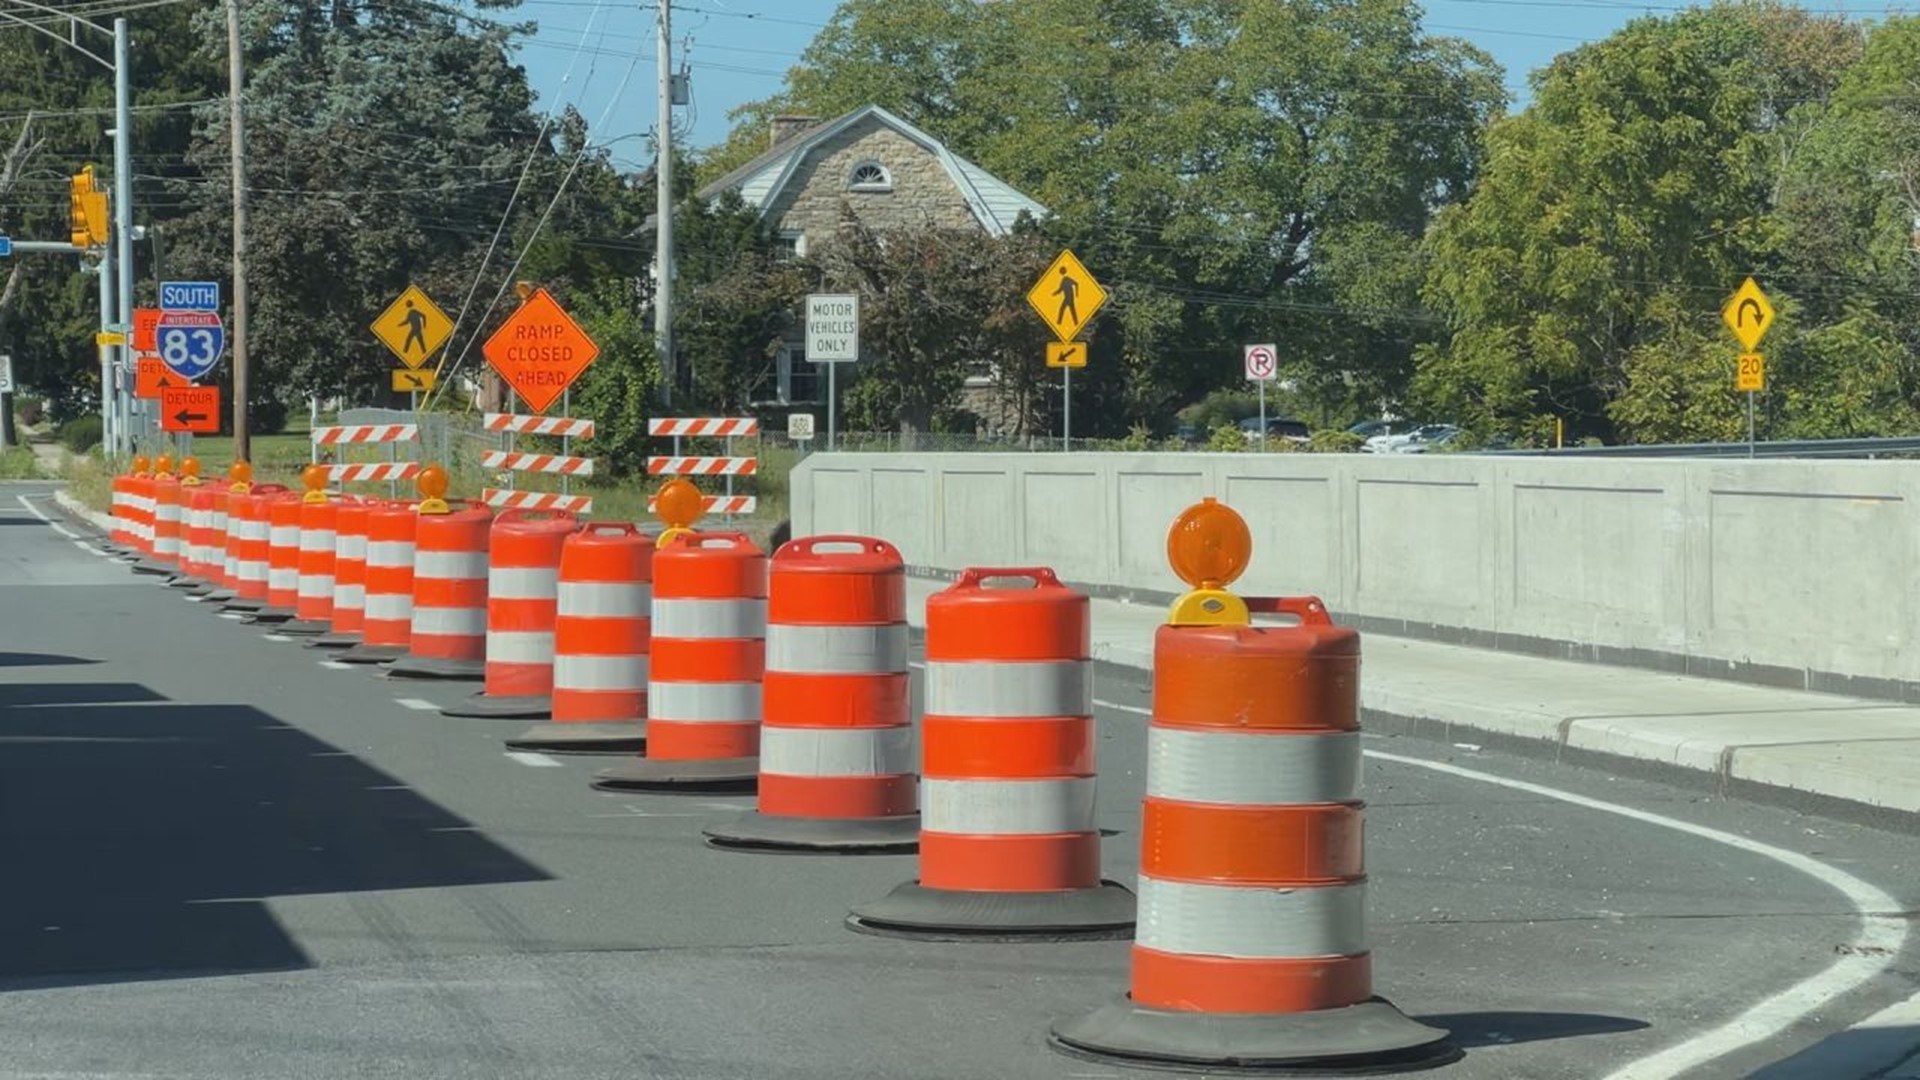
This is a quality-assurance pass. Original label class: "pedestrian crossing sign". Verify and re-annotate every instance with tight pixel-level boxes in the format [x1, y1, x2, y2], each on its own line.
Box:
[1026, 249, 1106, 343]
[372, 284, 453, 369]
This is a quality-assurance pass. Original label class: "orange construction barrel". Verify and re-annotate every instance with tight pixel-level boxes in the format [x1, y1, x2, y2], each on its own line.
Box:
[507, 522, 651, 752]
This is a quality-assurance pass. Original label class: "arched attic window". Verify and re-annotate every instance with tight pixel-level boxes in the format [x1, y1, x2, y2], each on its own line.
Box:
[848, 161, 893, 192]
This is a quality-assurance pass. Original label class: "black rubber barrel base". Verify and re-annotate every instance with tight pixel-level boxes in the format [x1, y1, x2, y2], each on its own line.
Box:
[590, 756, 758, 793]
[305, 632, 361, 650]
[276, 619, 330, 636]
[505, 721, 645, 754]
[704, 812, 920, 854]
[440, 693, 551, 719]
[846, 880, 1135, 942]
[1050, 996, 1458, 1076]
[219, 598, 265, 613]
[335, 643, 407, 665]
[166, 576, 203, 589]
[386, 656, 485, 680]
[131, 560, 175, 576]
[243, 607, 296, 624]
[202, 590, 238, 604]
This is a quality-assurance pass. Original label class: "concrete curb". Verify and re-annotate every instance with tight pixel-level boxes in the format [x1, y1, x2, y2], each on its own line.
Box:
[53, 487, 115, 534]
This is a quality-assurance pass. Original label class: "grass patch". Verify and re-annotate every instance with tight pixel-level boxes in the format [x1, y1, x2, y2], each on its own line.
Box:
[60, 452, 112, 513]
[0, 445, 40, 479]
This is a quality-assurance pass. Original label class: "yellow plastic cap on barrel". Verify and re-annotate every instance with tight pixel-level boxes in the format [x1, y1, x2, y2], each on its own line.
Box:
[302, 463, 329, 503]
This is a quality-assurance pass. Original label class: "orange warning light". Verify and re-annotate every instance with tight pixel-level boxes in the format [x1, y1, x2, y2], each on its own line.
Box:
[132, 455, 150, 476]
[416, 463, 451, 515]
[653, 478, 704, 547]
[1166, 497, 1253, 626]
[154, 454, 175, 478]
[179, 456, 202, 485]
[229, 460, 253, 493]
[302, 463, 330, 503]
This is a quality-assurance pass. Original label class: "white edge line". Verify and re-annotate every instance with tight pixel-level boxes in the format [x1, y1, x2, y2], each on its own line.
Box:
[1091, 695, 1909, 1078]
[15, 494, 79, 539]
[506, 751, 563, 768]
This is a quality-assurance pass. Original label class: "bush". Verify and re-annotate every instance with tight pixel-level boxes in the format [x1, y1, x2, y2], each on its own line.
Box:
[16, 399, 44, 427]
[0, 446, 37, 479]
[58, 415, 102, 453]
[1205, 423, 1247, 452]
[1309, 430, 1365, 453]
[251, 397, 289, 435]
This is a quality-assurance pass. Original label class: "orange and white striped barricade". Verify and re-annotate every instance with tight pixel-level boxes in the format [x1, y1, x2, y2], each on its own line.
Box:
[159, 460, 211, 589]
[441, 509, 577, 718]
[248, 492, 304, 622]
[594, 531, 767, 791]
[136, 465, 185, 576]
[107, 465, 141, 555]
[506, 522, 651, 753]
[648, 417, 758, 439]
[187, 484, 232, 596]
[388, 503, 493, 679]
[336, 501, 418, 664]
[177, 481, 223, 593]
[124, 464, 155, 559]
[481, 488, 593, 515]
[704, 536, 916, 853]
[849, 567, 1133, 939]
[1051, 499, 1452, 1072]
[219, 484, 288, 612]
[283, 482, 345, 636]
[311, 498, 373, 649]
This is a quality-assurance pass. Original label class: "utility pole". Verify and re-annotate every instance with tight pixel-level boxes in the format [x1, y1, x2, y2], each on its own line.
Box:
[654, 0, 673, 407]
[226, 0, 250, 461]
[112, 17, 134, 458]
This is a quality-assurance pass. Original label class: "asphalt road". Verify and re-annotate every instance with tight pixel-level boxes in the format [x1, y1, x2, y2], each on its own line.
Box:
[2, 481, 1917, 1080]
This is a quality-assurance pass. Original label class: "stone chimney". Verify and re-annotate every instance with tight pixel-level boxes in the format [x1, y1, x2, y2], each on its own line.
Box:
[770, 115, 820, 150]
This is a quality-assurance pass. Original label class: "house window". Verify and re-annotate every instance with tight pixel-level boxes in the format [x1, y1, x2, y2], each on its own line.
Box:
[781, 344, 822, 405]
[775, 230, 807, 260]
[847, 161, 892, 192]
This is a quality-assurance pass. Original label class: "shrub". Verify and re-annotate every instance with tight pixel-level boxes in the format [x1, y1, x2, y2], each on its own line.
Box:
[17, 399, 44, 427]
[1309, 430, 1365, 453]
[58, 415, 102, 453]
[1205, 423, 1247, 452]
[251, 397, 289, 435]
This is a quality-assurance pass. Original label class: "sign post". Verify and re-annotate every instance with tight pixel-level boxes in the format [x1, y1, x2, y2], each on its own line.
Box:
[1244, 343, 1278, 449]
[1026, 249, 1106, 452]
[805, 293, 859, 450]
[1721, 277, 1775, 458]
[0, 353, 14, 449]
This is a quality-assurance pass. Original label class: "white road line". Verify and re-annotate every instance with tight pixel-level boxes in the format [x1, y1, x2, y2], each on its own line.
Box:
[394, 698, 439, 712]
[506, 751, 563, 768]
[14, 494, 78, 539]
[73, 541, 103, 557]
[262, 634, 293, 643]
[1090, 695, 1910, 1079]
[319, 661, 354, 671]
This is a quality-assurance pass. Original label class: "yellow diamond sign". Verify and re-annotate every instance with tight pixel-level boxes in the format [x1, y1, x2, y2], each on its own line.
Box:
[372, 285, 453, 369]
[1722, 277, 1774, 352]
[1027, 249, 1106, 343]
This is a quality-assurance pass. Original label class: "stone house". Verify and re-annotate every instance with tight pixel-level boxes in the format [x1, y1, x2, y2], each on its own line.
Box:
[696, 104, 1047, 413]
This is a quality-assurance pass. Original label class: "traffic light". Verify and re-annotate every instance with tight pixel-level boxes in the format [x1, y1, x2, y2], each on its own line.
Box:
[68, 166, 108, 248]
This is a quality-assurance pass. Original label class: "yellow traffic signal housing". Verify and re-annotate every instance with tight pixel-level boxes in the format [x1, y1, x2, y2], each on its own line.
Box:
[68, 167, 109, 248]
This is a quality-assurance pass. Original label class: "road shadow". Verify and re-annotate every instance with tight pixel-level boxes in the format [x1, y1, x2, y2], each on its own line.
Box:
[0, 690, 548, 989]
[0, 652, 99, 667]
[1746, 1021, 1920, 1078]
[0, 682, 165, 707]
[1421, 1011, 1649, 1049]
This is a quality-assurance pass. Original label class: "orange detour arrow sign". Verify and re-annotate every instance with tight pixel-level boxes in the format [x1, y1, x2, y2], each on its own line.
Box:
[136, 355, 188, 400]
[481, 287, 599, 414]
[160, 384, 220, 433]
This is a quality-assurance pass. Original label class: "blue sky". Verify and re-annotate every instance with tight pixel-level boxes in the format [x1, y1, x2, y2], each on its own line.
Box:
[504, 0, 1901, 171]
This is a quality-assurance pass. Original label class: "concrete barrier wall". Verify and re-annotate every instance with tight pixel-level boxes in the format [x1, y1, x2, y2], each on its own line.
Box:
[792, 451, 1920, 699]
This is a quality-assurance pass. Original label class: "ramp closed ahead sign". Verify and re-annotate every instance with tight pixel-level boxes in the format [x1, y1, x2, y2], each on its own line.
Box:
[481, 288, 599, 414]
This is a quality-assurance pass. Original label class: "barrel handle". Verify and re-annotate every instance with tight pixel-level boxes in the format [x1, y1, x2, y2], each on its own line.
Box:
[953, 566, 1061, 590]
[496, 507, 578, 527]
[253, 483, 290, 495]
[683, 530, 754, 549]
[583, 521, 641, 537]
[779, 534, 900, 560]
[1246, 595, 1334, 626]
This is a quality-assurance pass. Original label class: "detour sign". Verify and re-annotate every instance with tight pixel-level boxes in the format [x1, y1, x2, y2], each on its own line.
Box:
[481, 287, 600, 414]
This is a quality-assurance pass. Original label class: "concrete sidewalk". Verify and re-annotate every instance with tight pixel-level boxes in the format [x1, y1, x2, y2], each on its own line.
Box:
[905, 576, 1920, 818]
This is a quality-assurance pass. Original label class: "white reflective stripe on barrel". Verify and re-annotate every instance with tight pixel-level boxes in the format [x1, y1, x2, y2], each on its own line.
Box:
[335, 533, 366, 560]
[1146, 729, 1361, 805]
[924, 660, 1090, 717]
[651, 598, 767, 639]
[209, 511, 227, 531]
[366, 541, 414, 567]
[236, 560, 268, 581]
[759, 725, 914, 777]
[298, 574, 334, 599]
[489, 566, 559, 600]
[485, 630, 553, 663]
[333, 584, 366, 608]
[646, 681, 761, 722]
[1134, 878, 1369, 959]
[553, 654, 648, 691]
[558, 581, 651, 618]
[765, 623, 908, 674]
[365, 594, 413, 620]
[270, 525, 297, 547]
[412, 606, 487, 636]
[300, 529, 336, 553]
[242, 519, 268, 542]
[414, 550, 488, 580]
[922, 777, 1096, 835]
[269, 566, 297, 590]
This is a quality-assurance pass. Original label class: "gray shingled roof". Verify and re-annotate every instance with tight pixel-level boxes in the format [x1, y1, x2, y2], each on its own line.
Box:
[696, 104, 1048, 236]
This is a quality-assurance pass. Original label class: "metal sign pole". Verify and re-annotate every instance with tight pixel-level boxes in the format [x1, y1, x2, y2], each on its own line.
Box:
[828, 361, 837, 452]
[560, 387, 570, 498]
[1258, 381, 1267, 451]
[1747, 390, 1755, 458]
[1062, 366, 1071, 452]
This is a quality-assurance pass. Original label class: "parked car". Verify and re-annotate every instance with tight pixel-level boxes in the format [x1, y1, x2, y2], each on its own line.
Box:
[1394, 424, 1467, 454]
[1348, 419, 1419, 440]
[1237, 416, 1312, 444]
